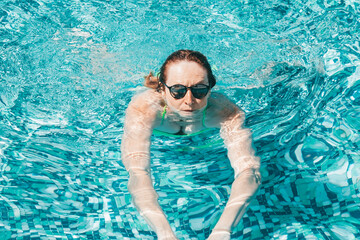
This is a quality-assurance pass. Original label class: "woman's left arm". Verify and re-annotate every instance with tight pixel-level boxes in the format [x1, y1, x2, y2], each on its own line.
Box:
[208, 105, 261, 240]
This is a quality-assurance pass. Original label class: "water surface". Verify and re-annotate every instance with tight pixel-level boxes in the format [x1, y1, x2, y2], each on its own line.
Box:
[0, 0, 359, 239]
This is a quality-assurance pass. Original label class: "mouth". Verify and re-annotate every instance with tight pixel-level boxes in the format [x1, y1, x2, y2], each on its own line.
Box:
[182, 109, 196, 113]
[180, 109, 201, 115]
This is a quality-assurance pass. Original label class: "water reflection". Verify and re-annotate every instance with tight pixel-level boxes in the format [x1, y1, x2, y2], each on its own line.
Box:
[0, 0, 359, 239]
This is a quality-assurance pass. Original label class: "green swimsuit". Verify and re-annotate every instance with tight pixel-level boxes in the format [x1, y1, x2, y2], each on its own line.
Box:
[152, 105, 215, 137]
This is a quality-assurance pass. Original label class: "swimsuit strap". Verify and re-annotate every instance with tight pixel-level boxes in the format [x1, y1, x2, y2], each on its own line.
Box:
[160, 105, 167, 125]
[202, 106, 207, 127]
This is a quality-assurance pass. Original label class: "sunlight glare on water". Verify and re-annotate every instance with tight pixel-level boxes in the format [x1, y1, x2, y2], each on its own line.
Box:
[0, 0, 359, 239]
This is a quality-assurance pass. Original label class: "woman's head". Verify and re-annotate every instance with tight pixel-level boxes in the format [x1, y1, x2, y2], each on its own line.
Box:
[163, 61, 210, 115]
[144, 50, 216, 116]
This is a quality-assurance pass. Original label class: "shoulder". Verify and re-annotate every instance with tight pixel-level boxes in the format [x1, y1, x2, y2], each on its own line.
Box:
[127, 89, 163, 110]
[208, 92, 245, 124]
[125, 89, 164, 124]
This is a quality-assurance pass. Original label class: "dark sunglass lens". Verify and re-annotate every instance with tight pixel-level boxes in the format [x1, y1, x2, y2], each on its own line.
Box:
[191, 85, 209, 99]
[170, 85, 187, 99]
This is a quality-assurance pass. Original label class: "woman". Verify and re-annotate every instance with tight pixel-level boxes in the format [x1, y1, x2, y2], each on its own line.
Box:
[121, 50, 261, 240]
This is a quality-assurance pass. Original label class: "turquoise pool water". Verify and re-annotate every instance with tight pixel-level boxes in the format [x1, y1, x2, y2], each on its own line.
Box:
[1, 0, 359, 239]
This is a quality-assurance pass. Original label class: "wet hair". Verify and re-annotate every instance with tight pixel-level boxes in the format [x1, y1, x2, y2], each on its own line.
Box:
[144, 49, 216, 90]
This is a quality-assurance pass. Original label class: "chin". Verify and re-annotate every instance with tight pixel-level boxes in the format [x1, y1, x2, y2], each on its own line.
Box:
[179, 109, 201, 116]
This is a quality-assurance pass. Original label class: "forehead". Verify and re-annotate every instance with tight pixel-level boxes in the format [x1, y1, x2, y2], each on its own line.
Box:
[166, 61, 208, 86]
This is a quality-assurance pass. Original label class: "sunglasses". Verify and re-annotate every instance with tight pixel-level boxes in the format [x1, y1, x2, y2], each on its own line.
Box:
[162, 83, 210, 99]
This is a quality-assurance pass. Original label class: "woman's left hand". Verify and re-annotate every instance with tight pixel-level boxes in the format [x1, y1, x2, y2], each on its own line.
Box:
[207, 230, 231, 240]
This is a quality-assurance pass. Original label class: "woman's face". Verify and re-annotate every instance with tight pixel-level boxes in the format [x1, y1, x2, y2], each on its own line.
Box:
[163, 61, 210, 116]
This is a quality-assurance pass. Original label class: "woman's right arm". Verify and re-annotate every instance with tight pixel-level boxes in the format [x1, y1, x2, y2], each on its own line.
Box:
[121, 92, 177, 239]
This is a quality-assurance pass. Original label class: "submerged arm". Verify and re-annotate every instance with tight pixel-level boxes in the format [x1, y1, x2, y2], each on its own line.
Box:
[209, 106, 261, 239]
[121, 93, 177, 240]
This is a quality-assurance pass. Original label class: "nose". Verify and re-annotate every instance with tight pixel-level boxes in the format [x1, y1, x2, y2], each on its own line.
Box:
[184, 89, 194, 105]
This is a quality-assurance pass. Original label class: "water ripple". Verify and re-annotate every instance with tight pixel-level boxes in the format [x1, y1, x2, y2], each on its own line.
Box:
[1, 0, 359, 239]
